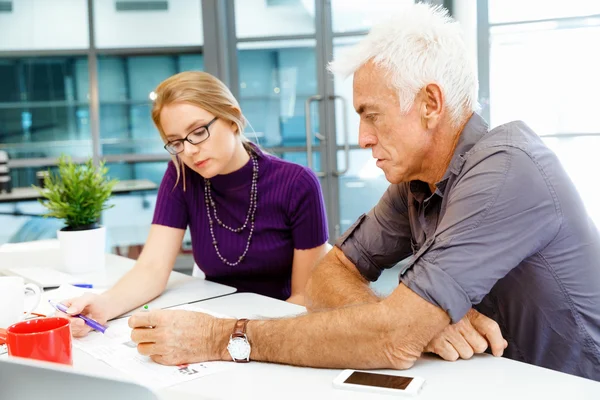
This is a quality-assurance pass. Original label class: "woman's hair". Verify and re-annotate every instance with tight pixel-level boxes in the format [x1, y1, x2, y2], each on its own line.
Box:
[151, 71, 252, 189]
[328, 3, 478, 129]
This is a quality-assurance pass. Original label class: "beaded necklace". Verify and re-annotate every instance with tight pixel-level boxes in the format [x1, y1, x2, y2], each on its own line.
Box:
[204, 153, 258, 266]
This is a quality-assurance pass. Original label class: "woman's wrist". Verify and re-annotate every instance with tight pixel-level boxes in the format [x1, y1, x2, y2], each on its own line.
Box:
[97, 291, 121, 320]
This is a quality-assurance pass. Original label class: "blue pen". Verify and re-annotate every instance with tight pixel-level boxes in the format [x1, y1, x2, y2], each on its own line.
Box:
[72, 284, 94, 289]
[48, 300, 107, 334]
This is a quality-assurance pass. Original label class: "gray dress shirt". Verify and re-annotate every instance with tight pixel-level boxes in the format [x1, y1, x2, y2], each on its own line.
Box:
[337, 113, 600, 381]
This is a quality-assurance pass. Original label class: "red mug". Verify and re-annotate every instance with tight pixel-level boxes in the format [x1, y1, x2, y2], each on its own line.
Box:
[0, 317, 73, 365]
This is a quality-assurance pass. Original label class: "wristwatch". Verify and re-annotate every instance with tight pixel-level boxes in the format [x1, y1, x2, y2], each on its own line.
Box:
[227, 319, 251, 363]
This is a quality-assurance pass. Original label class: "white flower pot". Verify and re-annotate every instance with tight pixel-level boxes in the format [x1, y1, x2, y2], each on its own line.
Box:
[57, 225, 106, 274]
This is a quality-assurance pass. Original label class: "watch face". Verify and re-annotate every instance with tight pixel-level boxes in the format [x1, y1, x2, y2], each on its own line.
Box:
[228, 336, 251, 360]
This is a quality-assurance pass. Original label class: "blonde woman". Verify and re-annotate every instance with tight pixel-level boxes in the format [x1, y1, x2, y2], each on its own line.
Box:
[61, 71, 329, 337]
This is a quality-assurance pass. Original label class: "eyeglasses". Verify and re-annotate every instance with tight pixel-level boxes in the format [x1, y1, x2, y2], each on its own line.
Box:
[164, 117, 218, 155]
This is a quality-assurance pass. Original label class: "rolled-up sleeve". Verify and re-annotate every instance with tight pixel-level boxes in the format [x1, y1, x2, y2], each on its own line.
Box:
[401, 147, 561, 323]
[336, 183, 413, 281]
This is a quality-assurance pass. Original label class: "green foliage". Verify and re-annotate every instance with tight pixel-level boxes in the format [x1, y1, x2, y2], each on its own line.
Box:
[34, 155, 118, 229]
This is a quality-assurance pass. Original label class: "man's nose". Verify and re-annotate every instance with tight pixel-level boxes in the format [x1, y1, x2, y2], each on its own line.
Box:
[358, 127, 377, 149]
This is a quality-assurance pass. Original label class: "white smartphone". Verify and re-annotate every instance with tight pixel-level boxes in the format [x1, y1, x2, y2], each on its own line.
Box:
[332, 369, 425, 396]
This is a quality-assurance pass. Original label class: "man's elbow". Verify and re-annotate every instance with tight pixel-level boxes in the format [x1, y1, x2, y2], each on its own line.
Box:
[303, 250, 337, 311]
[380, 337, 422, 370]
[376, 309, 425, 370]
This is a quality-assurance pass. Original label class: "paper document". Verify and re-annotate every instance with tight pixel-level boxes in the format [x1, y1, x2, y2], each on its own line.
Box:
[2, 266, 112, 290]
[73, 304, 232, 389]
[36, 284, 103, 317]
[3, 267, 78, 289]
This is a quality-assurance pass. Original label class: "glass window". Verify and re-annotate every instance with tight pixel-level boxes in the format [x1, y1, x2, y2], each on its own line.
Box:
[489, 19, 600, 134]
[6, 166, 58, 189]
[0, 192, 61, 245]
[105, 160, 168, 185]
[543, 136, 600, 225]
[489, 0, 600, 25]
[337, 150, 388, 233]
[331, 0, 414, 33]
[0, 162, 165, 248]
[488, 2, 600, 230]
[0, 56, 92, 160]
[0, 0, 89, 51]
[272, 151, 321, 171]
[235, 0, 315, 39]
[332, 37, 361, 145]
[97, 54, 204, 155]
[238, 40, 317, 148]
[103, 160, 164, 250]
[93, 0, 203, 48]
[4, 160, 168, 196]
[331, 37, 390, 234]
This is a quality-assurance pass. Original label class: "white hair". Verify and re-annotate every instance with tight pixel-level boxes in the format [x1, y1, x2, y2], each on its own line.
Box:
[329, 3, 479, 128]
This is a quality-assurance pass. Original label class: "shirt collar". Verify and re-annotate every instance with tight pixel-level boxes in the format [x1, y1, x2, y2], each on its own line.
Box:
[409, 112, 489, 199]
[437, 112, 490, 196]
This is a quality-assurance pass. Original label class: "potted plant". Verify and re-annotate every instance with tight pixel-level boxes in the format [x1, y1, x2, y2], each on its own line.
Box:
[34, 155, 118, 274]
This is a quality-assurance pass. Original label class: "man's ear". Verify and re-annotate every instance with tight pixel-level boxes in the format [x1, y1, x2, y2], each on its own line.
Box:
[421, 83, 444, 130]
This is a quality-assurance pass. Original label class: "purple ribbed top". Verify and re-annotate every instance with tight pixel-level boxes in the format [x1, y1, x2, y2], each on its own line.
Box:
[152, 145, 329, 300]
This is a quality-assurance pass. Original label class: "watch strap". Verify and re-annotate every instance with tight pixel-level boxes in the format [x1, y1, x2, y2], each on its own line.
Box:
[232, 318, 249, 338]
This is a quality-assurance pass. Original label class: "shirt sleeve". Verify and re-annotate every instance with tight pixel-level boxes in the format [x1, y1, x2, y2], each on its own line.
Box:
[401, 147, 561, 323]
[287, 167, 329, 250]
[336, 183, 413, 281]
[151, 161, 189, 230]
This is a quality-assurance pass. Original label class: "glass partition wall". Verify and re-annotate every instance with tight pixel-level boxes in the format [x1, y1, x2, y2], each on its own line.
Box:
[3, 0, 599, 258]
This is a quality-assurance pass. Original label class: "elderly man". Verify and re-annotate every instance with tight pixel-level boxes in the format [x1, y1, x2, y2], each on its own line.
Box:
[129, 3, 600, 381]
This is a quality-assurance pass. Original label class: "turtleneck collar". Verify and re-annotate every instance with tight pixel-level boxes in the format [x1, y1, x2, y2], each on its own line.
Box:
[207, 143, 270, 192]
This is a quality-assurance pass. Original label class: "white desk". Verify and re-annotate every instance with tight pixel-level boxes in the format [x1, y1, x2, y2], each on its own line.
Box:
[0, 249, 236, 313]
[65, 293, 600, 400]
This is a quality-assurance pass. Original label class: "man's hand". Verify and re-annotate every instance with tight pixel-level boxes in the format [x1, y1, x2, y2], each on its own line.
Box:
[425, 309, 508, 361]
[129, 309, 234, 366]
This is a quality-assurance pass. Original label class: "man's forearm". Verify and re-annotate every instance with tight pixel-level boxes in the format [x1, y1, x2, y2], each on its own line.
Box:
[236, 285, 449, 369]
[249, 303, 412, 369]
[304, 247, 379, 312]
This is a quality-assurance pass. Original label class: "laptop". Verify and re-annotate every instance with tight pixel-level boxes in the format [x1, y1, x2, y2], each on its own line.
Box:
[0, 356, 159, 400]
